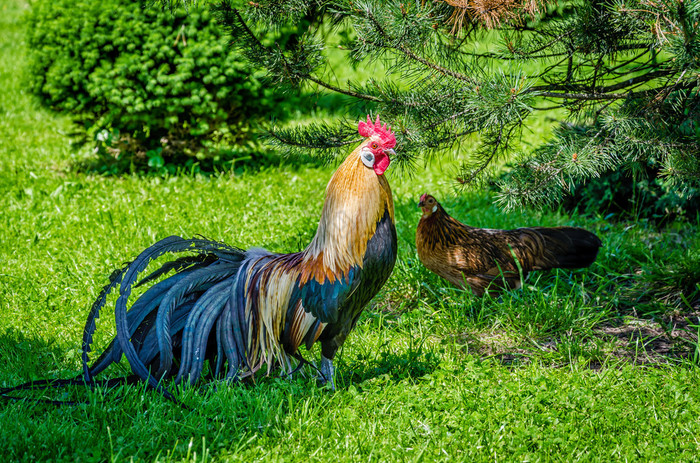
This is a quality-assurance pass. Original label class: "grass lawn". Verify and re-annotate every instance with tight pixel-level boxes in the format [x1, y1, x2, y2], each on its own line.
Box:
[2, 0, 700, 461]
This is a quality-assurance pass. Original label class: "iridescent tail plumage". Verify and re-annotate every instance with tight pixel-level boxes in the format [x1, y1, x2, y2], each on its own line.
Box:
[82, 236, 303, 399]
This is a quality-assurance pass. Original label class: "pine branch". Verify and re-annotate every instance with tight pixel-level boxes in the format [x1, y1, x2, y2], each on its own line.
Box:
[535, 79, 698, 102]
[267, 123, 361, 149]
[305, 75, 382, 101]
[529, 69, 676, 94]
[222, 4, 382, 101]
[213, 0, 700, 208]
[362, 9, 477, 84]
[456, 124, 508, 186]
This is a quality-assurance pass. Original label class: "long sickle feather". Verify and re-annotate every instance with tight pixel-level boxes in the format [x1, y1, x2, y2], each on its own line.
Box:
[82, 264, 128, 384]
[114, 236, 207, 401]
[154, 263, 241, 377]
[133, 300, 196, 371]
[135, 254, 216, 287]
[186, 289, 230, 384]
[88, 272, 191, 377]
[175, 280, 230, 384]
[218, 300, 239, 381]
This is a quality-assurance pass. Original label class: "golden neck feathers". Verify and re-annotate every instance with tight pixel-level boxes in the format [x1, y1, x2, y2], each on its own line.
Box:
[303, 138, 394, 280]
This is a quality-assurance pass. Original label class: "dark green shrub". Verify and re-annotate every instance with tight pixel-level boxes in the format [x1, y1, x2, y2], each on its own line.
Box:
[26, 0, 284, 173]
[560, 163, 700, 223]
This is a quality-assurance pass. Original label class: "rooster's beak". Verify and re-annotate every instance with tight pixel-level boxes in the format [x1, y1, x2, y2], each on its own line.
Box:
[384, 148, 396, 158]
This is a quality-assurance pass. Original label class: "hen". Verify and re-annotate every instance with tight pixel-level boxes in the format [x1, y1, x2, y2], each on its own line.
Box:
[416, 194, 601, 296]
[66, 115, 398, 398]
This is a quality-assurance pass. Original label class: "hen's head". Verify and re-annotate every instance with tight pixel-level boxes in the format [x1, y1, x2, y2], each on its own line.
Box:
[418, 193, 439, 217]
[358, 115, 396, 176]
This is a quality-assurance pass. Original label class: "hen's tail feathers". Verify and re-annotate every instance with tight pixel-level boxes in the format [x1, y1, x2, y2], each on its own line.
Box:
[533, 227, 602, 270]
[81, 236, 251, 402]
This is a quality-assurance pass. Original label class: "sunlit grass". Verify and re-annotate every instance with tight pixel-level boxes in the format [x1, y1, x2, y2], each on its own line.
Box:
[2, 0, 700, 461]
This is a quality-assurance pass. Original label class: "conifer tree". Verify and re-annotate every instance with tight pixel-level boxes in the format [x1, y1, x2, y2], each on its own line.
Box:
[214, 0, 700, 209]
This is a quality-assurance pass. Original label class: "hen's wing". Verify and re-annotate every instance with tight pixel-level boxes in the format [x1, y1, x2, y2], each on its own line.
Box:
[443, 224, 535, 295]
[418, 209, 601, 296]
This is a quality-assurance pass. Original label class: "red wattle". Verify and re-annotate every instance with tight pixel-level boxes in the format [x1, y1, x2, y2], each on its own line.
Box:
[373, 152, 390, 175]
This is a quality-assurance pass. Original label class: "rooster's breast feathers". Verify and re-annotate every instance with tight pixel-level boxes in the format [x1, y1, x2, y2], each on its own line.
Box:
[294, 154, 395, 325]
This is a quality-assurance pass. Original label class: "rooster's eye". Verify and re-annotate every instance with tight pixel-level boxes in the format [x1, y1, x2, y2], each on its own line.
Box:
[371, 142, 379, 149]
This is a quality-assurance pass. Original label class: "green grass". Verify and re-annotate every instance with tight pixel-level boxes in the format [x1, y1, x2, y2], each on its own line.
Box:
[2, 0, 700, 461]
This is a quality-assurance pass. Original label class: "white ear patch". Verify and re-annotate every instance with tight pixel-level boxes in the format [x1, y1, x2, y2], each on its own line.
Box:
[361, 148, 375, 168]
[432, 206, 437, 212]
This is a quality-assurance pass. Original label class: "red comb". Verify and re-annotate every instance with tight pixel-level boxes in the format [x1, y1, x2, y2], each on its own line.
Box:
[419, 193, 427, 203]
[358, 115, 396, 149]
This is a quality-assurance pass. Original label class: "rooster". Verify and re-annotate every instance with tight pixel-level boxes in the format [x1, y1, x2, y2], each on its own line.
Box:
[416, 194, 601, 296]
[76, 116, 398, 397]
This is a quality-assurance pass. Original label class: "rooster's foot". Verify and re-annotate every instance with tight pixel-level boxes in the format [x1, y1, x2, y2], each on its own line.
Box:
[317, 356, 335, 391]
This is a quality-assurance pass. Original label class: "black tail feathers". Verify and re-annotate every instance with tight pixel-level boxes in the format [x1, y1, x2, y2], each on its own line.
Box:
[534, 226, 602, 269]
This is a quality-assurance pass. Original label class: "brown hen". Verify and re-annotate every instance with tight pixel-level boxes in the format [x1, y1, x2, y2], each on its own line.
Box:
[416, 194, 602, 296]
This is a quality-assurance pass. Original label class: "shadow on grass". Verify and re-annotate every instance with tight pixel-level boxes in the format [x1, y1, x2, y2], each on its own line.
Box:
[73, 144, 329, 177]
[393, 189, 700, 369]
[0, 329, 71, 386]
[336, 347, 441, 389]
[0, 329, 96, 407]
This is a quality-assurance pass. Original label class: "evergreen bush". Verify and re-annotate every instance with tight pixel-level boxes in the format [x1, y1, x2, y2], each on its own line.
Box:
[27, 0, 281, 173]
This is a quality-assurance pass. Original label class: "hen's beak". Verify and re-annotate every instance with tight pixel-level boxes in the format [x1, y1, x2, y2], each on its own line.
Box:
[418, 193, 427, 208]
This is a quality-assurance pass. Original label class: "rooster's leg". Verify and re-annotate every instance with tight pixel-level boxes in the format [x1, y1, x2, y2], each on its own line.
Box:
[318, 356, 335, 391]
